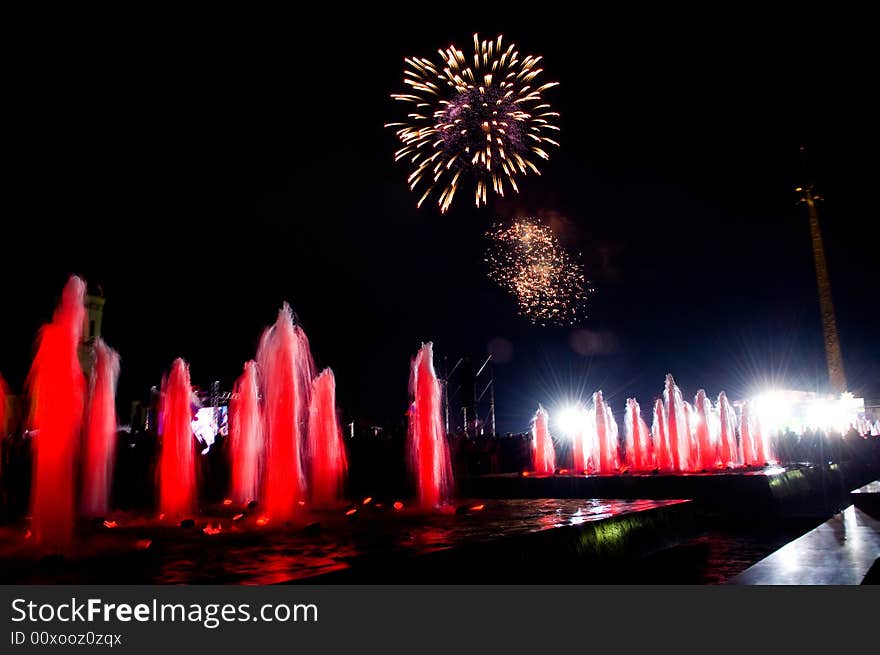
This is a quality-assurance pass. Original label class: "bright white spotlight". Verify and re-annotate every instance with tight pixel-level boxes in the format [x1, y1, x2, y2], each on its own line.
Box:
[748, 389, 866, 436]
[555, 405, 585, 438]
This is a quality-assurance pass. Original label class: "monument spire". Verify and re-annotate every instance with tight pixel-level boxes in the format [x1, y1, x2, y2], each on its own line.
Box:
[797, 145, 846, 392]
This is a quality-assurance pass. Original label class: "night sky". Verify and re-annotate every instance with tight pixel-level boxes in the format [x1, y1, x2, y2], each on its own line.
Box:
[4, 5, 877, 433]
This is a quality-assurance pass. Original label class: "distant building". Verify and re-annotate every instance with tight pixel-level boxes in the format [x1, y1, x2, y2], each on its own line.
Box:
[78, 292, 105, 379]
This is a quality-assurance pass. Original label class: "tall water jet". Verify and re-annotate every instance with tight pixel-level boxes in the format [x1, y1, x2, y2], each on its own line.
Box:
[624, 398, 652, 472]
[663, 375, 692, 472]
[592, 391, 619, 474]
[306, 368, 348, 507]
[81, 339, 120, 516]
[693, 389, 717, 470]
[27, 276, 86, 550]
[569, 405, 588, 473]
[739, 401, 758, 466]
[0, 373, 7, 432]
[531, 405, 556, 474]
[0, 373, 8, 479]
[751, 409, 772, 466]
[257, 304, 314, 521]
[158, 358, 196, 520]
[717, 391, 739, 467]
[228, 361, 263, 505]
[682, 401, 698, 468]
[407, 343, 452, 508]
[652, 397, 672, 471]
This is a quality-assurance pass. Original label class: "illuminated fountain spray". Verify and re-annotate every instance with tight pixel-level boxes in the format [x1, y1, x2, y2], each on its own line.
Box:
[557, 376, 822, 474]
[652, 398, 671, 471]
[739, 401, 757, 465]
[407, 343, 452, 508]
[683, 401, 698, 466]
[158, 358, 196, 520]
[740, 401, 773, 466]
[228, 361, 263, 504]
[692, 389, 717, 470]
[624, 398, 653, 472]
[27, 276, 86, 549]
[0, 373, 8, 478]
[591, 391, 619, 474]
[753, 415, 769, 465]
[81, 339, 121, 516]
[306, 368, 348, 507]
[257, 304, 315, 521]
[717, 392, 739, 467]
[663, 374, 692, 472]
[569, 405, 588, 473]
[531, 405, 556, 474]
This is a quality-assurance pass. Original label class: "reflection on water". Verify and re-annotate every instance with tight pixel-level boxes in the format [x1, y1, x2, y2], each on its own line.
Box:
[0, 499, 685, 584]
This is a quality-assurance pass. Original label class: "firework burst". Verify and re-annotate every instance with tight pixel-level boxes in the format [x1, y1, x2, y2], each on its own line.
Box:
[485, 217, 592, 326]
[386, 34, 560, 213]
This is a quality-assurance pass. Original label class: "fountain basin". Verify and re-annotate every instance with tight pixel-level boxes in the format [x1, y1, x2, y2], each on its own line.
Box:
[463, 463, 880, 517]
[0, 498, 692, 584]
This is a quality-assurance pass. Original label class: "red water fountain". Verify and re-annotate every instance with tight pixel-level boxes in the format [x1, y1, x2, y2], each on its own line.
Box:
[257, 304, 315, 521]
[740, 400, 772, 466]
[682, 401, 698, 465]
[27, 276, 86, 550]
[407, 343, 452, 508]
[693, 389, 717, 470]
[158, 358, 196, 520]
[591, 391, 619, 473]
[228, 360, 263, 504]
[306, 368, 348, 507]
[531, 405, 555, 474]
[663, 374, 692, 472]
[624, 398, 653, 471]
[717, 391, 739, 467]
[81, 339, 120, 516]
[570, 406, 588, 473]
[740, 401, 757, 465]
[0, 373, 8, 478]
[652, 397, 671, 471]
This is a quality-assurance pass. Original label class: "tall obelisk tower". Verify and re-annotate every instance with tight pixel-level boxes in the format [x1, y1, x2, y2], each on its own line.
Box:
[797, 148, 846, 392]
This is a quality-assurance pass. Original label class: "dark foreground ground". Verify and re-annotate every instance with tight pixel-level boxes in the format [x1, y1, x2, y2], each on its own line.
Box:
[619, 517, 825, 584]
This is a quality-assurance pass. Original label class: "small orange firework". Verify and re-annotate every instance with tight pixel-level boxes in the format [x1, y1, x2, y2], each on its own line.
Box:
[485, 217, 592, 326]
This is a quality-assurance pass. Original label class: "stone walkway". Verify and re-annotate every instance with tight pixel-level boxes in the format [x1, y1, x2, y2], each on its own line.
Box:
[732, 504, 880, 584]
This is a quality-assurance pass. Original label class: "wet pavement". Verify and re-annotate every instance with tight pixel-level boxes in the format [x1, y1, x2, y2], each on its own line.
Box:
[732, 505, 880, 585]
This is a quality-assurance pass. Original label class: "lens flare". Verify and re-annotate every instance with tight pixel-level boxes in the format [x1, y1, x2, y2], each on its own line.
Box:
[485, 217, 592, 325]
[386, 33, 560, 212]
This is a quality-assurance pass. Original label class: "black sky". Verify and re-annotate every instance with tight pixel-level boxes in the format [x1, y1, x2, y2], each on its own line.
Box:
[4, 4, 878, 432]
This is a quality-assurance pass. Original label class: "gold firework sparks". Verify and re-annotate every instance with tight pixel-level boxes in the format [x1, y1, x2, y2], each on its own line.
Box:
[386, 34, 560, 213]
[485, 217, 592, 326]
